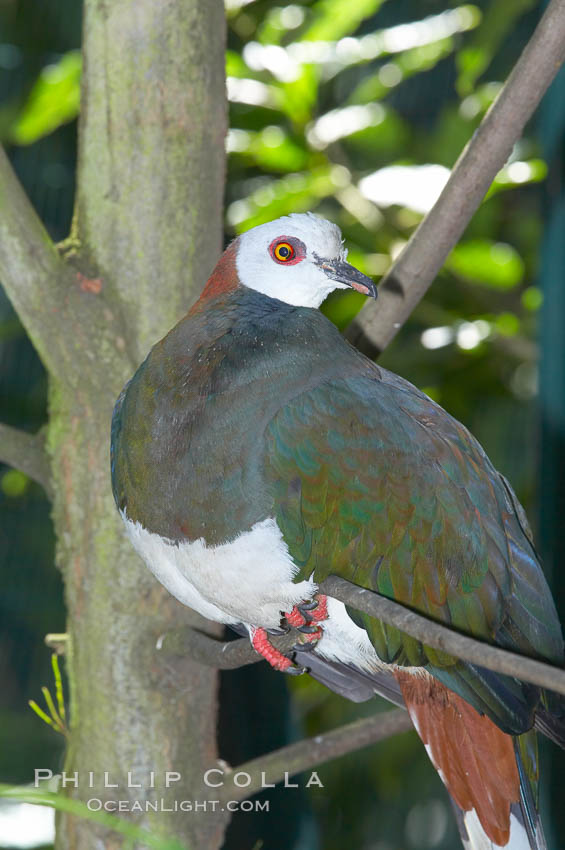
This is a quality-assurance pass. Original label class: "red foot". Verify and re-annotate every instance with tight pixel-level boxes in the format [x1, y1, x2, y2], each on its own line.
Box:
[251, 627, 292, 671]
[283, 605, 308, 628]
[298, 626, 323, 644]
[252, 595, 330, 672]
[281, 594, 329, 629]
[310, 594, 328, 622]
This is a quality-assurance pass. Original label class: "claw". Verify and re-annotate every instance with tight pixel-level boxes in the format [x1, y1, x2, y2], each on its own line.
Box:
[282, 605, 308, 628]
[292, 640, 318, 653]
[309, 594, 328, 622]
[298, 623, 321, 634]
[283, 664, 308, 676]
[251, 596, 328, 676]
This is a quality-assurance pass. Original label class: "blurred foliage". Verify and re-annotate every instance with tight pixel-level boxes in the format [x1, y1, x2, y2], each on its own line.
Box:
[8, 51, 80, 145]
[0, 784, 189, 850]
[1, 1, 563, 850]
[455, 0, 537, 95]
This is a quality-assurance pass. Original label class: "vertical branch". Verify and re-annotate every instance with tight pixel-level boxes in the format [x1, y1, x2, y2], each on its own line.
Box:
[75, 0, 227, 361]
[52, 2, 228, 849]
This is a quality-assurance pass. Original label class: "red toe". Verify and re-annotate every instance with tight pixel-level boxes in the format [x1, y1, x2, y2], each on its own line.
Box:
[251, 627, 293, 671]
[310, 594, 328, 622]
[282, 605, 307, 628]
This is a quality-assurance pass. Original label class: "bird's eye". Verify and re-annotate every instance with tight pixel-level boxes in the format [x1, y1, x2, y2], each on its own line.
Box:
[273, 241, 295, 263]
[268, 235, 305, 265]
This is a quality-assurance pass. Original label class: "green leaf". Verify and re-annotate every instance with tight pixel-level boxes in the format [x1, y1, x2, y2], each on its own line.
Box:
[28, 700, 57, 729]
[9, 51, 81, 145]
[301, 0, 388, 42]
[41, 686, 64, 731]
[227, 165, 350, 230]
[341, 109, 410, 158]
[321, 289, 368, 330]
[521, 287, 543, 312]
[447, 240, 524, 289]
[346, 8, 480, 105]
[489, 159, 548, 196]
[229, 126, 311, 172]
[495, 312, 521, 337]
[456, 46, 487, 96]
[51, 654, 67, 722]
[257, 4, 306, 45]
[225, 49, 253, 78]
[308, 103, 389, 149]
[459, 81, 502, 121]
[278, 64, 320, 127]
[1, 469, 29, 498]
[455, 0, 537, 95]
[349, 39, 455, 104]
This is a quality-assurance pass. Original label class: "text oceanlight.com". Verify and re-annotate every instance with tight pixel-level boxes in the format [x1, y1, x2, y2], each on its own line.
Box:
[85, 799, 270, 813]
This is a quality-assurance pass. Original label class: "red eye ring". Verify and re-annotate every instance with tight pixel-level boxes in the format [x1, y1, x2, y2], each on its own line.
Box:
[274, 241, 294, 262]
[269, 236, 306, 266]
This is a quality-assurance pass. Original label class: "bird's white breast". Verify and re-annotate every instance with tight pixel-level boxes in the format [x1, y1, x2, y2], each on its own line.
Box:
[121, 511, 383, 672]
[122, 513, 316, 628]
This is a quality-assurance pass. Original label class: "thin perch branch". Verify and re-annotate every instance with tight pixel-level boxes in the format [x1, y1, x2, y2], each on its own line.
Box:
[163, 577, 565, 698]
[320, 576, 565, 697]
[345, 0, 565, 357]
[214, 708, 413, 804]
[157, 625, 299, 668]
[0, 423, 52, 497]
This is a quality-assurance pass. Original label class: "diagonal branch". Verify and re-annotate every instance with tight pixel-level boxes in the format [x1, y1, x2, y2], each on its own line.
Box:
[0, 146, 133, 392]
[0, 146, 75, 378]
[0, 423, 52, 497]
[344, 0, 565, 357]
[163, 577, 565, 698]
[213, 708, 413, 804]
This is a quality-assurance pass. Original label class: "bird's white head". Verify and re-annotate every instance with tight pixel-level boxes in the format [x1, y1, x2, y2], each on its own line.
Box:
[235, 213, 377, 308]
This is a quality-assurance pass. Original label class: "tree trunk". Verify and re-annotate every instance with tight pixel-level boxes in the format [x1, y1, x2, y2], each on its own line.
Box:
[2, 1, 227, 847]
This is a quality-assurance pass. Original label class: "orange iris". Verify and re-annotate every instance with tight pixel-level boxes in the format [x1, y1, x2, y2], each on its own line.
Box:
[274, 241, 295, 262]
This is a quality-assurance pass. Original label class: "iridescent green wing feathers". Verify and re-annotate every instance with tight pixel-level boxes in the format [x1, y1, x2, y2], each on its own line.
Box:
[264, 369, 563, 732]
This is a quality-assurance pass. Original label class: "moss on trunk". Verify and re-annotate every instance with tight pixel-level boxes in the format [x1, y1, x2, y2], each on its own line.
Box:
[44, 1, 227, 847]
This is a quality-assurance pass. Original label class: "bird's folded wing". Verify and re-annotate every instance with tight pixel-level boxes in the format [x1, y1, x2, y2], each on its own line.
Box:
[263, 369, 563, 733]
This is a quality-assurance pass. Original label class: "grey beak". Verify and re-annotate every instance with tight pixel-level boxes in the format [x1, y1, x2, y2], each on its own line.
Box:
[315, 256, 377, 298]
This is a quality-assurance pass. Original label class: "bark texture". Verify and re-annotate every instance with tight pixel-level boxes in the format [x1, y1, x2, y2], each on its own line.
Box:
[2, 1, 228, 848]
[76, 0, 227, 360]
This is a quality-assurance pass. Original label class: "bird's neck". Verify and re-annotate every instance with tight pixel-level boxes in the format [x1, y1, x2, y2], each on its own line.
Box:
[192, 238, 241, 308]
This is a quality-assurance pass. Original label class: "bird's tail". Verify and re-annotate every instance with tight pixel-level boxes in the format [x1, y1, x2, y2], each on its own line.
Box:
[301, 649, 549, 849]
[395, 671, 547, 850]
[449, 730, 547, 850]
